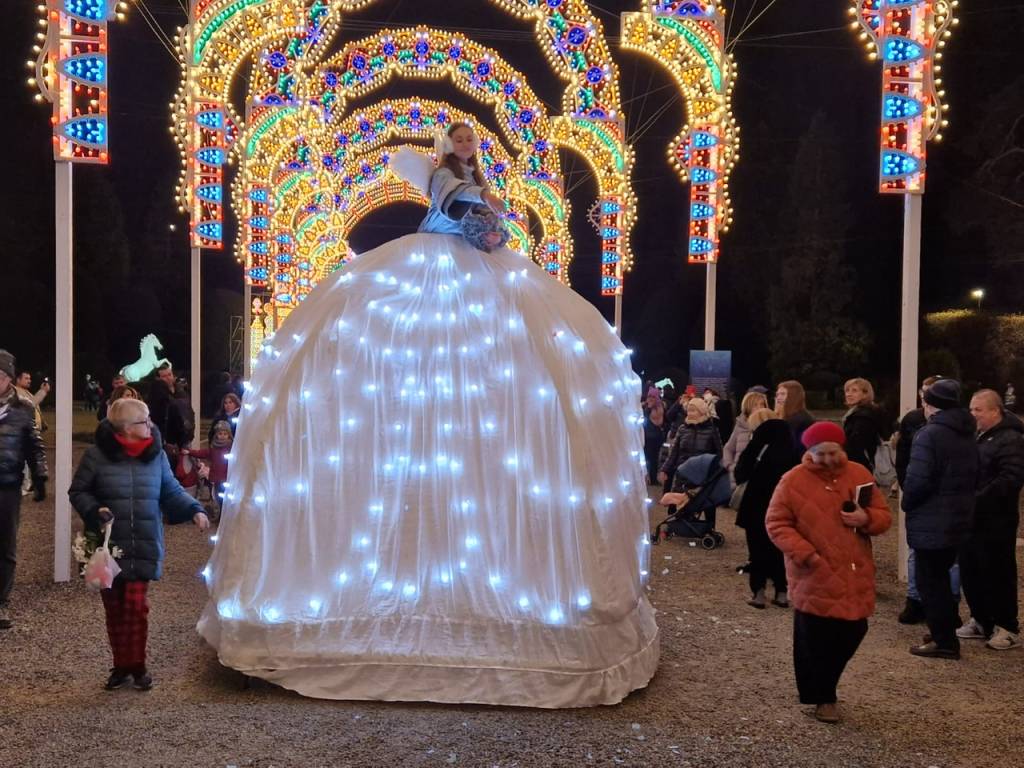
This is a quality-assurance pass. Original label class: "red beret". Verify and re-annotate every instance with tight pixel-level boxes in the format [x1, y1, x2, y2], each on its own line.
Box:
[801, 421, 846, 449]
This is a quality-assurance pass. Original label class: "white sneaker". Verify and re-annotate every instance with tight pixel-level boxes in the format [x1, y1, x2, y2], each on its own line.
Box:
[956, 617, 988, 640]
[985, 626, 1022, 651]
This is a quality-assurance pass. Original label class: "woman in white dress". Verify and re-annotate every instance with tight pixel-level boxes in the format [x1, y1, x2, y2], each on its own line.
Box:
[198, 123, 659, 708]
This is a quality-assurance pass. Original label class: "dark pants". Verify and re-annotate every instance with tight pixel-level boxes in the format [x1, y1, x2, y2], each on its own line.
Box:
[643, 436, 663, 484]
[0, 486, 23, 606]
[960, 517, 1020, 635]
[102, 578, 150, 674]
[746, 523, 787, 595]
[915, 547, 961, 650]
[793, 610, 868, 705]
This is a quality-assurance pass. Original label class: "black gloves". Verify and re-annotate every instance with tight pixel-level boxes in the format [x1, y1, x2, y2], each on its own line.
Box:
[32, 481, 46, 502]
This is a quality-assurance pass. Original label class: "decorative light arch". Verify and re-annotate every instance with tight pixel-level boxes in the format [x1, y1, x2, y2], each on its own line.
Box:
[176, 1, 636, 299]
[621, 1, 738, 265]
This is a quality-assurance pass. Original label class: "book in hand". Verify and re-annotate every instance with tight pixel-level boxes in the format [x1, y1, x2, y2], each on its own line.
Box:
[855, 482, 874, 509]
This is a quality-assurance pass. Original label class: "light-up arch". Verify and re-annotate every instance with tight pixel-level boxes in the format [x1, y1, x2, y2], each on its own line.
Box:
[176, 0, 636, 298]
[621, 1, 738, 264]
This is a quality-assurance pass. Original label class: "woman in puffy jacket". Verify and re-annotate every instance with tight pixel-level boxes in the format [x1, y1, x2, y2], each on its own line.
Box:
[69, 398, 209, 692]
[658, 397, 722, 493]
[766, 421, 891, 724]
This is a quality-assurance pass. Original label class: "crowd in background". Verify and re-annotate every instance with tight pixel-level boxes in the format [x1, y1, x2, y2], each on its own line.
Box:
[641, 373, 1024, 723]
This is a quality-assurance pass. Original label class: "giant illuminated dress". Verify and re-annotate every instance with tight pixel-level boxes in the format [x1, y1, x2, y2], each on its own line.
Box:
[198, 128, 659, 705]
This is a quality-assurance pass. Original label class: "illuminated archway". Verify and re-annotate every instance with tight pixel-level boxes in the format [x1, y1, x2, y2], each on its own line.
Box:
[177, 1, 635, 296]
[622, 1, 738, 265]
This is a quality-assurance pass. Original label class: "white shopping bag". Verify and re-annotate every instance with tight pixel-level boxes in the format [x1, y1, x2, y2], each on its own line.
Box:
[84, 522, 121, 591]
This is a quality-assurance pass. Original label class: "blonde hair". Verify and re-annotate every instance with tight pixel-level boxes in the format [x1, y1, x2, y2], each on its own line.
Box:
[844, 377, 875, 404]
[685, 397, 711, 424]
[108, 398, 149, 433]
[741, 391, 768, 418]
[748, 407, 781, 430]
[776, 380, 807, 419]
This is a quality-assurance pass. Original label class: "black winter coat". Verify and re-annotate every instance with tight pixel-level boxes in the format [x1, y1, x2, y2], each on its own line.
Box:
[843, 403, 892, 471]
[785, 409, 815, 452]
[0, 390, 48, 488]
[895, 408, 927, 486]
[975, 412, 1024, 529]
[661, 419, 722, 485]
[902, 408, 979, 550]
[68, 421, 203, 580]
[733, 419, 800, 530]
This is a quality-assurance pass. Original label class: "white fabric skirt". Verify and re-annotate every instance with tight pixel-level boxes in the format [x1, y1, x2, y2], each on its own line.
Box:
[198, 233, 659, 707]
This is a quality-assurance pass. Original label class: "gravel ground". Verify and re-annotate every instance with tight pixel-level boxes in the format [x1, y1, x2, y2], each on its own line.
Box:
[1, 423, 1022, 767]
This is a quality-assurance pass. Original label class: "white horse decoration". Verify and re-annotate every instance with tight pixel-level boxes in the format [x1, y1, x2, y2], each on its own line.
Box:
[120, 334, 171, 383]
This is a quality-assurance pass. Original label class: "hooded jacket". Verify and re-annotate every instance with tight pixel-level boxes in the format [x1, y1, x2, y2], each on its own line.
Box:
[0, 388, 47, 488]
[766, 453, 892, 620]
[901, 407, 979, 549]
[660, 418, 722, 485]
[68, 421, 203, 580]
[975, 411, 1024, 527]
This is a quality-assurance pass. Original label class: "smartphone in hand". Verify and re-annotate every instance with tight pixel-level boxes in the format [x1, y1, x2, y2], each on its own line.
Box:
[855, 482, 874, 509]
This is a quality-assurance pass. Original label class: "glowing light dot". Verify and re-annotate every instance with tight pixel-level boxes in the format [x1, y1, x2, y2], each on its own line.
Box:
[518, 597, 530, 609]
[337, 571, 349, 584]
[548, 608, 563, 623]
[308, 599, 322, 612]
[577, 594, 591, 609]
[465, 535, 479, 549]
[381, 581, 394, 592]
[402, 584, 417, 597]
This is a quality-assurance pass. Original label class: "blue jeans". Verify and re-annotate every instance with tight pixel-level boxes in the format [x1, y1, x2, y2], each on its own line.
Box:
[907, 548, 960, 601]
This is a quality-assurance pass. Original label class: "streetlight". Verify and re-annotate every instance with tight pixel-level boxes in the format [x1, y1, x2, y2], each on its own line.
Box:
[971, 288, 985, 310]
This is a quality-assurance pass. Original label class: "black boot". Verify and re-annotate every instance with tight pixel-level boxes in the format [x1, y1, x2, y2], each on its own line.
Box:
[898, 598, 926, 625]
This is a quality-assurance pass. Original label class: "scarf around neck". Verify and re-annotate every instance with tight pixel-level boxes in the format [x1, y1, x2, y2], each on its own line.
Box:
[114, 433, 154, 458]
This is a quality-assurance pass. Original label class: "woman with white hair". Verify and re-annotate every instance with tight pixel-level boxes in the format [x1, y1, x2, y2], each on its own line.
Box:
[658, 397, 723, 493]
[69, 398, 209, 692]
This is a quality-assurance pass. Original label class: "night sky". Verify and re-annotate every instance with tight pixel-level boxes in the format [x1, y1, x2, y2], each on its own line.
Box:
[3, 1, 1022, 398]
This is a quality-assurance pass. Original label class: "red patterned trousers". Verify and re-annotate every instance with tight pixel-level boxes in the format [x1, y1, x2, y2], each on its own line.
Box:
[101, 578, 149, 674]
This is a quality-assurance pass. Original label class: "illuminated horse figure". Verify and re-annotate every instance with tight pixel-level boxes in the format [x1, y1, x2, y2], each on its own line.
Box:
[119, 334, 171, 383]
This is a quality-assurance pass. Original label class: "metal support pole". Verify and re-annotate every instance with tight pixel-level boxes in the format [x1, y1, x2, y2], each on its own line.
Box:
[54, 161, 73, 582]
[191, 246, 201, 444]
[614, 292, 623, 337]
[243, 282, 252, 379]
[897, 193, 922, 583]
[704, 261, 717, 352]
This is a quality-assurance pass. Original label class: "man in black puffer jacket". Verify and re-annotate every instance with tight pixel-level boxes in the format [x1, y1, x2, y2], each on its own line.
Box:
[958, 390, 1024, 651]
[902, 378, 979, 659]
[0, 350, 48, 629]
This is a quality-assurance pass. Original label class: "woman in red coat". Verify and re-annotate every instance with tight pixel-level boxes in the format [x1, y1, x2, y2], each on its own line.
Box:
[766, 421, 892, 724]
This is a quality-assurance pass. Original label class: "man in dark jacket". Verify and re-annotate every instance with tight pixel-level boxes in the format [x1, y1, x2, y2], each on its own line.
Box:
[894, 375, 955, 625]
[902, 378, 979, 659]
[0, 350, 48, 629]
[958, 390, 1024, 650]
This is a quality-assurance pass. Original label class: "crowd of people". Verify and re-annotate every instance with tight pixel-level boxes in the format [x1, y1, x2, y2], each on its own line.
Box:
[641, 374, 1023, 722]
[0, 343, 1020, 716]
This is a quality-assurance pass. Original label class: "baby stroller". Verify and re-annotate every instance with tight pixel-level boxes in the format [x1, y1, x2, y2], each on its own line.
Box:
[652, 454, 731, 549]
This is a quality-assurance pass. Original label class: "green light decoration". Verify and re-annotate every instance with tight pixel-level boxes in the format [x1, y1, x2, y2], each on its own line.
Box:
[656, 17, 723, 92]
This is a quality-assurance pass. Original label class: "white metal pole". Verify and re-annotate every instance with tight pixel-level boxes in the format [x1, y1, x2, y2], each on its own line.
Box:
[897, 193, 923, 583]
[191, 246, 201, 445]
[53, 161, 73, 582]
[614, 292, 623, 337]
[243, 282, 252, 379]
[704, 261, 717, 352]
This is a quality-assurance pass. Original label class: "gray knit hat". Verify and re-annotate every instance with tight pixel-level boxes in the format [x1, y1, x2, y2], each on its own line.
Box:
[923, 378, 962, 410]
[0, 350, 15, 380]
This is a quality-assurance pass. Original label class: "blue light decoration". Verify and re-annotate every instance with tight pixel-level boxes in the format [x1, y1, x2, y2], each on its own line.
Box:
[249, 267, 269, 281]
[60, 116, 106, 147]
[196, 184, 223, 203]
[251, 188, 270, 203]
[45, 0, 117, 162]
[690, 202, 715, 220]
[690, 167, 717, 184]
[60, 54, 106, 86]
[881, 150, 921, 179]
[852, 0, 957, 193]
[883, 37, 923, 63]
[189, 101, 226, 248]
[689, 237, 714, 256]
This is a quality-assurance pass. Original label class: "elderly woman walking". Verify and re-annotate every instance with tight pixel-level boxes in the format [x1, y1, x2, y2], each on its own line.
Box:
[658, 397, 722, 493]
[69, 399, 209, 691]
[766, 422, 891, 723]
